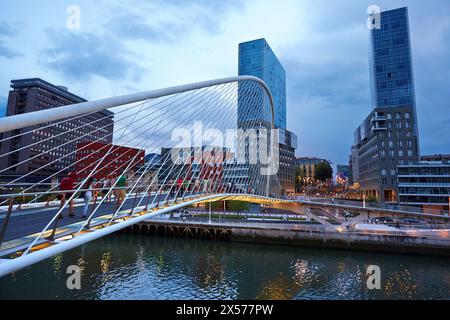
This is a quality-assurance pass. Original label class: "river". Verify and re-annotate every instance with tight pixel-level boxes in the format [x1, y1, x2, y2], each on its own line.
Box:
[1, 234, 449, 300]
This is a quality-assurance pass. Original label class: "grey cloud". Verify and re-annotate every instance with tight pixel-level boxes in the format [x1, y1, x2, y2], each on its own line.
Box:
[40, 29, 146, 82]
[285, 58, 370, 110]
[286, 56, 370, 162]
[105, 0, 243, 42]
[0, 40, 22, 58]
[106, 12, 187, 43]
[0, 21, 24, 37]
[0, 21, 24, 59]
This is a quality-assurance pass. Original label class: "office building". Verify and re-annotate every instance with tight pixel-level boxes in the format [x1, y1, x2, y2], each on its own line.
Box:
[0, 78, 114, 183]
[277, 129, 297, 195]
[350, 145, 360, 184]
[352, 7, 420, 203]
[397, 155, 450, 212]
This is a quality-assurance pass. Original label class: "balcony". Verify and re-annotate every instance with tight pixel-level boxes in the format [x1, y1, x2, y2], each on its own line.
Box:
[371, 115, 387, 123]
[398, 182, 450, 188]
[371, 124, 387, 132]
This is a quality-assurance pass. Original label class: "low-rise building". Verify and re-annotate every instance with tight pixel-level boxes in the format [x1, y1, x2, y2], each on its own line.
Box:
[295, 157, 330, 183]
[397, 155, 450, 213]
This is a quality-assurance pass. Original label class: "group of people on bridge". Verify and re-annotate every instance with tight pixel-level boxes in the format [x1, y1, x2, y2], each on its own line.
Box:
[45, 172, 128, 219]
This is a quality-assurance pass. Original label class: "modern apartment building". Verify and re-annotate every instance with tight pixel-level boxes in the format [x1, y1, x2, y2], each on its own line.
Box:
[352, 7, 420, 203]
[0, 78, 114, 183]
[397, 155, 450, 212]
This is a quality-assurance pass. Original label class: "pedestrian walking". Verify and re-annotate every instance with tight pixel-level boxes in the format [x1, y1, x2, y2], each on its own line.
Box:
[115, 174, 128, 208]
[59, 172, 78, 218]
[80, 177, 94, 219]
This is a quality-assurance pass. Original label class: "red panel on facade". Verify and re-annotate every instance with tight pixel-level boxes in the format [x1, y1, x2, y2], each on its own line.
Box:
[75, 142, 145, 180]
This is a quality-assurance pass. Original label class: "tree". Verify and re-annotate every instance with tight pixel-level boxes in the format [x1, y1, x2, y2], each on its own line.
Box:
[314, 162, 333, 182]
[295, 166, 305, 192]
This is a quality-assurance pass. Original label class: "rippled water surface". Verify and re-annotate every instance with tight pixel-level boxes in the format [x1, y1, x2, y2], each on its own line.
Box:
[1, 234, 449, 300]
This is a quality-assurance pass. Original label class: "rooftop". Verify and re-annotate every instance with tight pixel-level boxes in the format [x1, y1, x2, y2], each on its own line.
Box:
[11, 78, 114, 117]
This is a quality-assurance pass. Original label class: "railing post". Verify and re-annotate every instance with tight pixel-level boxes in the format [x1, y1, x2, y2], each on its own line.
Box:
[144, 190, 151, 211]
[0, 198, 14, 248]
[129, 192, 139, 216]
[47, 194, 65, 241]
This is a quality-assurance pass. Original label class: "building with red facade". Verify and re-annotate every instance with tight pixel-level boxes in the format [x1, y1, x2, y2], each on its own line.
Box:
[75, 142, 145, 180]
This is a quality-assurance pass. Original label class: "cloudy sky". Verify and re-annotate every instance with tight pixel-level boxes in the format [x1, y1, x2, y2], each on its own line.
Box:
[0, 0, 449, 166]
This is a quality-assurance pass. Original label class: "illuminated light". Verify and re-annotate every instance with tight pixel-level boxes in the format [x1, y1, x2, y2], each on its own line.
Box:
[29, 242, 54, 253]
[57, 235, 75, 241]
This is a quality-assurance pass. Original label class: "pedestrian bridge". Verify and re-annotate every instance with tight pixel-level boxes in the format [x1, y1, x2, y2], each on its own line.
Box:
[0, 76, 448, 277]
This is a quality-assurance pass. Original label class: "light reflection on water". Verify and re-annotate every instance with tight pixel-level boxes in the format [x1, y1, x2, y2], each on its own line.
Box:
[0, 233, 449, 300]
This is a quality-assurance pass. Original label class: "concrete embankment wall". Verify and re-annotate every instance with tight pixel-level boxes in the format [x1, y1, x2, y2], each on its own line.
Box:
[130, 221, 450, 258]
[231, 227, 450, 257]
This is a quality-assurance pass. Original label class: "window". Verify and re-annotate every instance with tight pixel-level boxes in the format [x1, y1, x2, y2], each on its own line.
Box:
[382, 169, 387, 176]
[399, 150, 404, 157]
[387, 113, 392, 120]
[391, 169, 396, 176]
[405, 113, 410, 119]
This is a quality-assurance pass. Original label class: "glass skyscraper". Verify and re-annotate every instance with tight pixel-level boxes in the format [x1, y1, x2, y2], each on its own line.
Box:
[370, 7, 416, 110]
[238, 38, 286, 129]
[353, 7, 421, 203]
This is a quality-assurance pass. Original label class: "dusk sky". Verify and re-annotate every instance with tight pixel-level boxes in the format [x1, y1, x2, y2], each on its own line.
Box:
[0, 0, 449, 167]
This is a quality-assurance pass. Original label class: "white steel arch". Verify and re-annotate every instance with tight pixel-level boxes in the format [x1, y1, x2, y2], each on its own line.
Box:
[0, 76, 275, 133]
